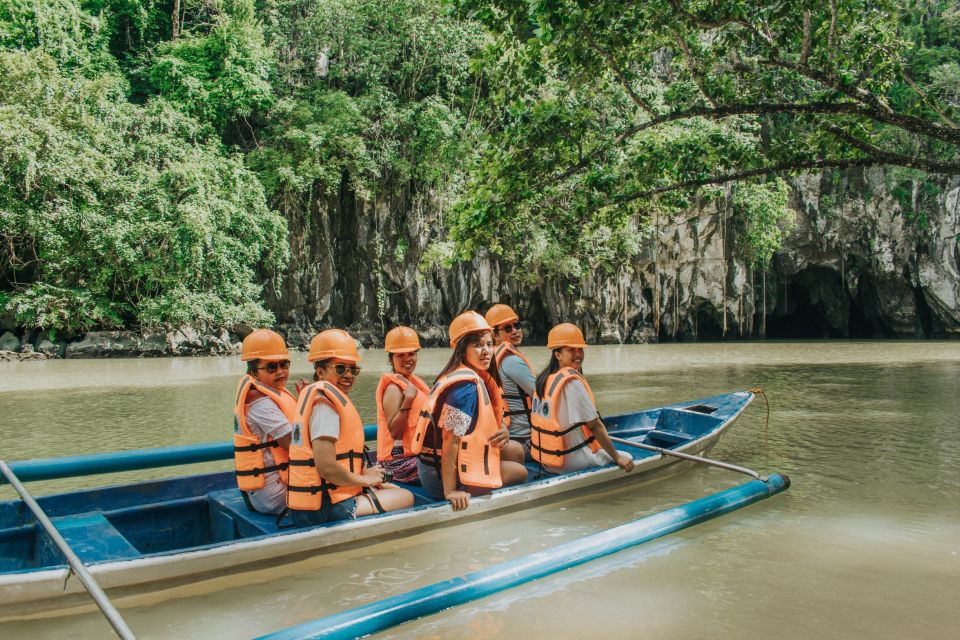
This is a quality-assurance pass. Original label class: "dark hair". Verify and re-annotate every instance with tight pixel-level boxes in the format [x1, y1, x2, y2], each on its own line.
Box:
[246, 359, 260, 375]
[436, 330, 501, 387]
[535, 350, 562, 398]
[313, 358, 331, 381]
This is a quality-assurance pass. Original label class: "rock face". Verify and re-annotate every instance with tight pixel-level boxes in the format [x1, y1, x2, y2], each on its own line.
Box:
[267, 169, 960, 343]
[4, 169, 955, 356]
[62, 329, 242, 358]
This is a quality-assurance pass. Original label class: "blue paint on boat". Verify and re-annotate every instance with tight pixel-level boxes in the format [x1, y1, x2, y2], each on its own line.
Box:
[0, 391, 754, 579]
[2, 426, 379, 484]
[258, 473, 790, 640]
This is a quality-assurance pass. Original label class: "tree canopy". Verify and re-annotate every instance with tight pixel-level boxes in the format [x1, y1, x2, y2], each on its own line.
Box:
[0, 0, 288, 333]
[449, 0, 960, 274]
[1, 1, 957, 334]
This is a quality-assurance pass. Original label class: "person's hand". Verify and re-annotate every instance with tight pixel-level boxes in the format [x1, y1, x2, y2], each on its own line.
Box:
[446, 489, 470, 511]
[294, 378, 310, 394]
[488, 426, 510, 449]
[362, 465, 386, 487]
[402, 382, 418, 402]
[616, 454, 634, 472]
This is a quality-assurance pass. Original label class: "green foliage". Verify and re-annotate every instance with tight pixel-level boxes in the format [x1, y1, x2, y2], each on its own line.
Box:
[252, 0, 487, 207]
[141, 0, 274, 131]
[732, 179, 793, 266]
[447, 0, 959, 274]
[0, 50, 288, 331]
[0, 0, 118, 72]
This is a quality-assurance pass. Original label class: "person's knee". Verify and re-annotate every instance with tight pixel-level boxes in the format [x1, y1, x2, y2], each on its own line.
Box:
[503, 440, 525, 463]
[383, 487, 415, 510]
[501, 461, 528, 485]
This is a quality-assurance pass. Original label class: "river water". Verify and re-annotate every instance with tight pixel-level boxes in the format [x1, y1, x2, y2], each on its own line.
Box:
[1, 342, 958, 639]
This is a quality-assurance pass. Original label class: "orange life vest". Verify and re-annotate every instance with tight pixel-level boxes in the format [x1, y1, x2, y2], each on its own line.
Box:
[375, 372, 430, 461]
[411, 366, 504, 489]
[493, 342, 534, 427]
[530, 367, 602, 467]
[287, 381, 366, 509]
[233, 375, 296, 491]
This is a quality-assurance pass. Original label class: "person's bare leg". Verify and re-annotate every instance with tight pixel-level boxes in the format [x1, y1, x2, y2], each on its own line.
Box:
[355, 486, 415, 516]
[501, 440, 525, 464]
[499, 460, 528, 487]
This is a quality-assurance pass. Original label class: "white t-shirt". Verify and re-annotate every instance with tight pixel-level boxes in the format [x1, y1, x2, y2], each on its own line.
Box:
[550, 378, 614, 474]
[310, 400, 341, 441]
[244, 397, 293, 514]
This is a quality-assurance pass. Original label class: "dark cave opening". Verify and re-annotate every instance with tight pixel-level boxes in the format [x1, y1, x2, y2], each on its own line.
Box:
[765, 267, 850, 339]
[694, 304, 724, 341]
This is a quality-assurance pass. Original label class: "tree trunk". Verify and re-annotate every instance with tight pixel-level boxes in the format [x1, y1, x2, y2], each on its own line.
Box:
[172, 0, 180, 39]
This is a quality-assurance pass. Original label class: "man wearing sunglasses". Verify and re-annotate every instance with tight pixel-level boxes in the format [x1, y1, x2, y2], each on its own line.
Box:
[485, 304, 537, 461]
[234, 329, 297, 516]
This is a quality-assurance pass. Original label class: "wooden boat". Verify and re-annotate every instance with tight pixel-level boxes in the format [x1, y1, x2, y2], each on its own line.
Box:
[0, 390, 754, 617]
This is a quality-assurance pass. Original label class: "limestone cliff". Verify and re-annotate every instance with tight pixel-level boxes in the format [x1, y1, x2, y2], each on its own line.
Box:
[267, 168, 960, 345]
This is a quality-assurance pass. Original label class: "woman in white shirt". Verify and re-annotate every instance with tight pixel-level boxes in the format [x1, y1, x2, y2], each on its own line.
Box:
[531, 323, 634, 475]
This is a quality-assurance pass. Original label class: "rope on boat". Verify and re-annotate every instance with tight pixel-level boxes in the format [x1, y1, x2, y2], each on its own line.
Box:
[0, 461, 136, 640]
[748, 387, 771, 451]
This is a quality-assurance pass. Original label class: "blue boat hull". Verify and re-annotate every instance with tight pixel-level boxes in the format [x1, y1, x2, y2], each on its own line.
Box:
[0, 391, 753, 615]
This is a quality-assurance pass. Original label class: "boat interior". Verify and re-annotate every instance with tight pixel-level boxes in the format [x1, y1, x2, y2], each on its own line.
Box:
[0, 402, 730, 575]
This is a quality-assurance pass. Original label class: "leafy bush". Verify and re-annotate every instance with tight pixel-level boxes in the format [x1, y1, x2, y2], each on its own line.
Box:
[0, 50, 288, 331]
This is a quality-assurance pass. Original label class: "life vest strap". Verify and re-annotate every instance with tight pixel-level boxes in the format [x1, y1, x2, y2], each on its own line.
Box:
[288, 459, 316, 467]
[287, 484, 322, 494]
[531, 421, 591, 437]
[235, 461, 289, 477]
[505, 408, 528, 417]
[530, 434, 597, 457]
[363, 487, 386, 514]
[234, 439, 281, 452]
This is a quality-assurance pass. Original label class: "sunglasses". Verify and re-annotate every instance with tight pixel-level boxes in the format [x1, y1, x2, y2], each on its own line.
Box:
[498, 323, 522, 333]
[257, 360, 291, 374]
[322, 363, 362, 376]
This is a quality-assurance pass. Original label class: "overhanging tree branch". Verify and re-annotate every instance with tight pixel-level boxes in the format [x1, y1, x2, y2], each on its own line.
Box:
[586, 36, 658, 117]
[604, 154, 960, 208]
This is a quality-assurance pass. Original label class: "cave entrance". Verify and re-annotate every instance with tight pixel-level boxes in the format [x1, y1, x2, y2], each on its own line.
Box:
[765, 267, 849, 338]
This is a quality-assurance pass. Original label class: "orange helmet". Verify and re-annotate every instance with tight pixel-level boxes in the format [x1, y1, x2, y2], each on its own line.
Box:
[448, 311, 492, 348]
[546, 323, 588, 350]
[241, 329, 290, 361]
[384, 326, 421, 354]
[308, 329, 361, 363]
[484, 303, 519, 329]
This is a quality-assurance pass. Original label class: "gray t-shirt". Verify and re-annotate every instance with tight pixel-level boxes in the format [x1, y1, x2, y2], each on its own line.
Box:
[244, 397, 293, 514]
[550, 378, 613, 473]
[500, 353, 536, 438]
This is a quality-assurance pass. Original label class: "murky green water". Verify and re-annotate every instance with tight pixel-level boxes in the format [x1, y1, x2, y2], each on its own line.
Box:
[1, 342, 958, 639]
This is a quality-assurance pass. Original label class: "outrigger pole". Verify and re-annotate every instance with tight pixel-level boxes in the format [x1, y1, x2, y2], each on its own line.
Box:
[0, 461, 135, 640]
[609, 435, 766, 480]
[257, 473, 790, 640]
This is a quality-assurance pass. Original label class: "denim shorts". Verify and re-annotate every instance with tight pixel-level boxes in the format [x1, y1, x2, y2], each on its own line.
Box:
[291, 495, 358, 527]
[416, 459, 490, 500]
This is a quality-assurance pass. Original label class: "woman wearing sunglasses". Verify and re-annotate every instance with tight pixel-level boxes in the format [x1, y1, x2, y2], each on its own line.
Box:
[288, 329, 413, 525]
[412, 312, 527, 511]
[375, 326, 430, 484]
[485, 304, 537, 460]
[233, 329, 296, 515]
[530, 323, 634, 474]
